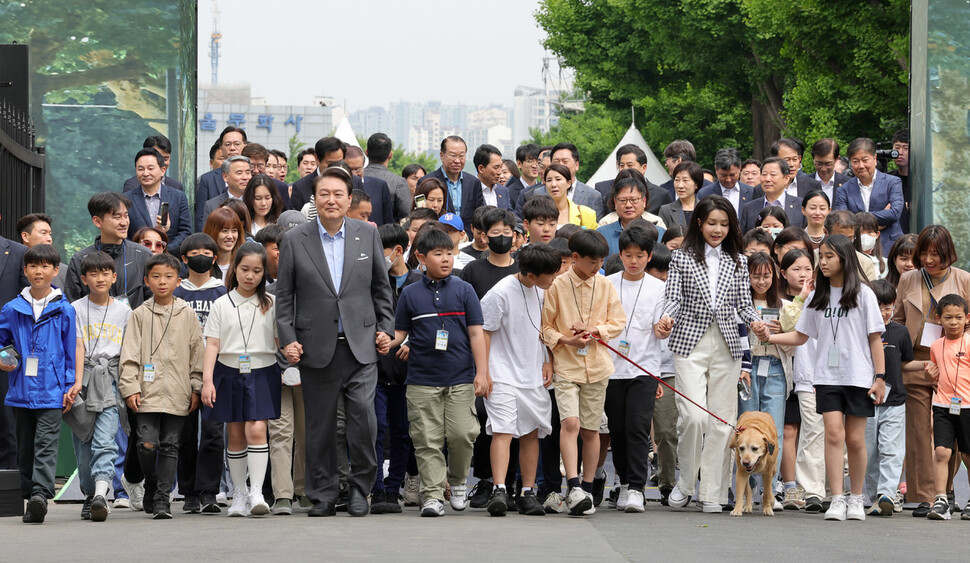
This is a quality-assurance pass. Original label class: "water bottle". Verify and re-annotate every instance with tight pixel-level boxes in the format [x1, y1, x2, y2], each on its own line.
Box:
[738, 378, 752, 401]
[0, 349, 18, 370]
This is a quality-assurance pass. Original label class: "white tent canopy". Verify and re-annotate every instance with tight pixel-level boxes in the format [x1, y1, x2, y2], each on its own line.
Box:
[333, 116, 367, 166]
[585, 123, 669, 187]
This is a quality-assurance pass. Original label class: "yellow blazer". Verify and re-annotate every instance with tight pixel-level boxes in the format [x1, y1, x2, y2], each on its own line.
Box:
[567, 200, 598, 229]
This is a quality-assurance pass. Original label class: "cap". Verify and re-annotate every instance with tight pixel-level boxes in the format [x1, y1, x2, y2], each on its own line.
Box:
[438, 213, 464, 232]
[278, 209, 309, 230]
[514, 220, 525, 235]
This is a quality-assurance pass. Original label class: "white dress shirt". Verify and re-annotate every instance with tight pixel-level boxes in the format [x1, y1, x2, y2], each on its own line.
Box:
[481, 182, 498, 207]
[719, 182, 741, 216]
[567, 180, 577, 202]
[705, 243, 721, 305]
[814, 172, 835, 203]
[785, 176, 799, 198]
[858, 170, 877, 211]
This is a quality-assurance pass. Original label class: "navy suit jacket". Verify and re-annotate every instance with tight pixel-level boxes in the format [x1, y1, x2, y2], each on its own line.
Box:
[288, 170, 368, 214]
[360, 175, 394, 226]
[0, 237, 28, 306]
[195, 169, 226, 231]
[422, 169, 485, 234]
[483, 183, 512, 211]
[123, 175, 184, 193]
[793, 171, 823, 199]
[594, 179, 672, 215]
[740, 194, 805, 234]
[834, 172, 904, 253]
[516, 183, 543, 214]
[696, 182, 764, 218]
[661, 177, 714, 201]
[273, 178, 291, 210]
[506, 176, 526, 217]
[125, 185, 193, 252]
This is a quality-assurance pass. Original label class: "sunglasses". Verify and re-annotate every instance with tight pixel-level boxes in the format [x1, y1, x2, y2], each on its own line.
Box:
[141, 240, 167, 251]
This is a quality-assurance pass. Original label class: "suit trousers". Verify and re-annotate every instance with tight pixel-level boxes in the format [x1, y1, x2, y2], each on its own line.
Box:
[652, 375, 679, 490]
[268, 384, 306, 499]
[903, 380, 935, 503]
[177, 410, 226, 495]
[795, 390, 826, 500]
[672, 322, 740, 503]
[300, 341, 378, 504]
[605, 376, 658, 490]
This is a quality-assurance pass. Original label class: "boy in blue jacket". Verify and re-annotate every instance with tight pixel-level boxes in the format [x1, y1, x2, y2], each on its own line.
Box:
[0, 244, 78, 524]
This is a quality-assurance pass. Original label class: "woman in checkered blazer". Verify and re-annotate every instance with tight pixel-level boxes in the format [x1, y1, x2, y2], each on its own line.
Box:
[657, 195, 768, 512]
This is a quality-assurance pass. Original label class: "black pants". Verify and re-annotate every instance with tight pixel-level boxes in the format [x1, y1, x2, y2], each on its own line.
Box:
[540, 389, 562, 494]
[472, 396, 520, 490]
[0, 373, 18, 469]
[300, 341, 378, 504]
[13, 408, 60, 499]
[604, 376, 658, 490]
[177, 410, 226, 495]
[123, 408, 143, 483]
[135, 412, 185, 504]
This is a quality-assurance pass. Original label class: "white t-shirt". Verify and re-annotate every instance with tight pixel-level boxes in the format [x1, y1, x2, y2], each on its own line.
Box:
[607, 272, 665, 379]
[204, 290, 278, 370]
[73, 296, 132, 362]
[795, 285, 884, 389]
[481, 274, 547, 389]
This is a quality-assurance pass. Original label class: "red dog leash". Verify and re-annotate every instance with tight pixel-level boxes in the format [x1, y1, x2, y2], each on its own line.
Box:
[590, 335, 742, 433]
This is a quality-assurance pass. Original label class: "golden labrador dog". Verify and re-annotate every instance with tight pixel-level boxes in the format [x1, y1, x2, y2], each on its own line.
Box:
[729, 411, 778, 517]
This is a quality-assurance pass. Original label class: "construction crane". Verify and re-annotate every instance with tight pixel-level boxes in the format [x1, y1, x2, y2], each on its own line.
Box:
[210, 0, 221, 83]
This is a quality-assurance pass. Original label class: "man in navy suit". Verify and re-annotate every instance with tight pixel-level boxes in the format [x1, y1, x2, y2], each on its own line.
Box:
[834, 138, 905, 255]
[740, 157, 805, 233]
[809, 138, 850, 205]
[697, 148, 763, 219]
[0, 218, 28, 470]
[202, 156, 253, 228]
[594, 144, 671, 215]
[125, 149, 192, 252]
[344, 146, 394, 226]
[419, 136, 485, 235]
[508, 144, 541, 217]
[771, 138, 823, 199]
[290, 137, 354, 213]
[195, 126, 246, 231]
[660, 139, 713, 200]
[122, 135, 185, 192]
[473, 144, 512, 211]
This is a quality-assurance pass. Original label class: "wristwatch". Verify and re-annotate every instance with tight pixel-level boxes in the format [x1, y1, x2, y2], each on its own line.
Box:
[874, 373, 887, 380]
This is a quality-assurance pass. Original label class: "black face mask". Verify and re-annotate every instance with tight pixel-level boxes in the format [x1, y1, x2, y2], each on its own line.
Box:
[487, 235, 513, 255]
[186, 254, 215, 274]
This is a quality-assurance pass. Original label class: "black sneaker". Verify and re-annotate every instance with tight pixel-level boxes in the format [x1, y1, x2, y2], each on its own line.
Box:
[370, 490, 388, 515]
[153, 500, 173, 520]
[962, 504, 970, 521]
[182, 494, 201, 514]
[383, 491, 403, 514]
[335, 489, 349, 512]
[507, 493, 519, 513]
[948, 491, 960, 514]
[469, 480, 493, 509]
[659, 485, 672, 507]
[143, 483, 158, 515]
[913, 502, 931, 517]
[81, 496, 93, 520]
[23, 494, 47, 524]
[804, 496, 823, 513]
[592, 477, 606, 507]
[927, 498, 951, 521]
[518, 490, 545, 516]
[487, 488, 509, 517]
[200, 492, 221, 514]
[90, 495, 109, 522]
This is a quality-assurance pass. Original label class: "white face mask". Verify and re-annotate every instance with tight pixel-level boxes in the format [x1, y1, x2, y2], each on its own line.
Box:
[860, 233, 878, 252]
[766, 227, 782, 240]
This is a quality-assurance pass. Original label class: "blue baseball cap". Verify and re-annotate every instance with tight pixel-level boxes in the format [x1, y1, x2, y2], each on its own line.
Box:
[439, 213, 464, 232]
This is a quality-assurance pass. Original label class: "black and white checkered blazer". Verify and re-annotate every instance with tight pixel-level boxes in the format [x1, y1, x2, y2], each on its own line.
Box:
[662, 247, 761, 359]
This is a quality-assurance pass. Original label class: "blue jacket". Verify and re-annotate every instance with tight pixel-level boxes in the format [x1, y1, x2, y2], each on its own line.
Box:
[834, 171, 904, 255]
[0, 291, 77, 409]
[598, 221, 666, 256]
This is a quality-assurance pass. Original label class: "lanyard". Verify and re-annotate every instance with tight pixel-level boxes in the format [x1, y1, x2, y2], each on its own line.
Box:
[921, 267, 950, 321]
[28, 292, 53, 355]
[227, 292, 257, 355]
[570, 275, 596, 325]
[85, 297, 110, 362]
[828, 293, 843, 343]
[518, 275, 542, 333]
[619, 275, 644, 341]
[148, 301, 174, 362]
[940, 336, 965, 394]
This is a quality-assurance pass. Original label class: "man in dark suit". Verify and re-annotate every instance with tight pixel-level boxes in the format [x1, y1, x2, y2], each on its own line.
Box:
[419, 136, 485, 235]
[508, 144, 541, 217]
[201, 156, 252, 227]
[195, 126, 247, 231]
[364, 133, 412, 222]
[520, 142, 604, 219]
[241, 142, 291, 210]
[834, 138, 905, 255]
[122, 135, 185, 192]
[594, 144, 672, 215]
[276, 167, 395, 517]
[124, 149, 193, 252]
[473, 144, 512, 211]
[344, 146, 394, 226]
[0, 218, 28, 469]
[290, 137, 352, 213]
[809, 138, 850, 205]
[697, 148, 763, 219]
[740, 157, 805, 233]
[771, 137, 823, 199]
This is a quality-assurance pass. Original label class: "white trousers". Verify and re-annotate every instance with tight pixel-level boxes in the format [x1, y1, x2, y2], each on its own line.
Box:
[795, 390, 826, 499]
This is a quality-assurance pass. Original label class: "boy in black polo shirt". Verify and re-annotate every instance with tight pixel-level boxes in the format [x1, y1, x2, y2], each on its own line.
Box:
[389, 228, 488, 518]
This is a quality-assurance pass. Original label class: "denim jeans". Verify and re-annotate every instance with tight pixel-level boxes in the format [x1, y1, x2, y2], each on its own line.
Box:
[112, 423, 128, 498]
[72, 404, 121, 497]
[739, 356, 787, 472]
[865, 404, 906, 501]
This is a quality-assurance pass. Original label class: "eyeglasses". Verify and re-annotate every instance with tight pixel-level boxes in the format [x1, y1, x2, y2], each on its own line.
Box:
[615, 197, 644, 206]
[141, 240, 167, 251]
[813, 160, 835, 169]
[265, 163, 282, 170]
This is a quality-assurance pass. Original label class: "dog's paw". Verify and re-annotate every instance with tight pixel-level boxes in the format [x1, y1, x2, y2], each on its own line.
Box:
[763, 507, 774, 517]
[730, 508, 743, 517]
[743, 505, 753, 514]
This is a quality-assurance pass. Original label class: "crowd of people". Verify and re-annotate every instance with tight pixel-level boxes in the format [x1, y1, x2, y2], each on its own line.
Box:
[2, 124, 967, 526]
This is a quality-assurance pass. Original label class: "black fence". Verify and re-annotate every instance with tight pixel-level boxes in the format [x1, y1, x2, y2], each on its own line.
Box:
[0, 99, 45, 241]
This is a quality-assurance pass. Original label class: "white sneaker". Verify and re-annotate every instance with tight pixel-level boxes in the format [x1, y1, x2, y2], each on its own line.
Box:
[121, 476, 144, 511]
[893, 491, 904, 513]
[825, 495, 848, 521]
[846, 494, 865, 520]
[625, 490, 645, 513]
[112, 497, 130, 510]
[668, 486, 690, 508]
[615, 484, 630, 510]
[402, 474, 421, 507]
[248, 492, 270, 516]
[449, 484, 468, 511]
[583, 492, 596, 516]
[543, 492, 565, 514]
[421, 498, 445, 517]
[697, 501, 721, 513]
[215, 491, 230, 507]
[228, 493, 249, 517]
[566, 487, 592, 516]
[773, 498, 784, 511]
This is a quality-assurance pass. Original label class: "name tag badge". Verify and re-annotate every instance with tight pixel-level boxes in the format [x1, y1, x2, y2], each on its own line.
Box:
[757, 358, 769, 377]
[827, 347, 840, 368]
[116, 296, 129, 307]
[239, 355, 252, 374]
[435, 330, 449, 351]
[618, 340, 630, 356]
[951, 396, 962, 416]
[24, 355, 39, 377]
[577, 345, 589, 356]
[143, 364, 156, 382]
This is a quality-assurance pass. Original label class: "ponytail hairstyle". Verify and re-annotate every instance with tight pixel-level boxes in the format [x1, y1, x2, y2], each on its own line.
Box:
[747, 251, 781, 308]
[809, 234, 864, 312]
[225, 241, 272, 313]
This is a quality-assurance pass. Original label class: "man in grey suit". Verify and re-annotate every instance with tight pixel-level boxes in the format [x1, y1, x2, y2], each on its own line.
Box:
[201, 156, 252, 229]
[364, 133, 412, 223]
[276, 167, 395, 518]
[528, 142, 604, 219]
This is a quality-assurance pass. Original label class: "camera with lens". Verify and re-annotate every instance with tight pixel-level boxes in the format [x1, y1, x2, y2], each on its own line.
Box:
[875, 148, 900, 159]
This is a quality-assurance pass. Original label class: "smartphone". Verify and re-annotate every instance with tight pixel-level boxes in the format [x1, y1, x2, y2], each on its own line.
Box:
[414, 194, 427, 208]
[158, 202, 170, 226]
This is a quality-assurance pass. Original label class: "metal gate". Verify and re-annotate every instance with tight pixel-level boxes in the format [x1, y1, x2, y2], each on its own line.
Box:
[0, 99, 45, 241]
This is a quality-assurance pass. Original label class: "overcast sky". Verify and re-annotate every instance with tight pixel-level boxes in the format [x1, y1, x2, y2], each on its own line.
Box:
[197, 0, 549, 111]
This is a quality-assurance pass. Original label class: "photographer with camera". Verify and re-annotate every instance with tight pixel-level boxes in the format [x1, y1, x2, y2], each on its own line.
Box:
[887, 129, 911, 233]
[834, 137, 905, 257]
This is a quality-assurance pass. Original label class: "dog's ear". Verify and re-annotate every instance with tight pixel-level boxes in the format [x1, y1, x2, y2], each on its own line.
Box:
[729, 432, 738, 450]
[766, 439, 775, 456]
